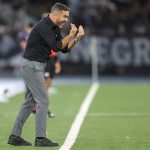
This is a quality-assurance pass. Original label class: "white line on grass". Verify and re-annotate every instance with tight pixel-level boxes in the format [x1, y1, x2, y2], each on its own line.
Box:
[87, 112, 150, 117]
[59, 82, 99, 150]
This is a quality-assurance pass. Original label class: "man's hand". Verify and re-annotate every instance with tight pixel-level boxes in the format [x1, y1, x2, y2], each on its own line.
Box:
[61, 24, 77, 49]
[69, 23, 78, 37]
[76, 25, 85, 39]
[63, 24, 84, 50]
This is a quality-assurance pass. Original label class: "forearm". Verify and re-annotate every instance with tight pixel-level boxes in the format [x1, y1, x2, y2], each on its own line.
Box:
[68, 38, 79, 49]
[61, 37, 79, 52]
[61, 34, 74, 49]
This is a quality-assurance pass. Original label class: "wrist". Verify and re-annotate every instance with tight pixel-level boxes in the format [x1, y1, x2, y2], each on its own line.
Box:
[74, 38, 78, 44]
[69, 32, 75, 38]
[76, 34, 82, 40]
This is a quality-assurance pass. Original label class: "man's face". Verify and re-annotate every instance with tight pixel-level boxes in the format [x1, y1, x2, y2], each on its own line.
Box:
[55, 10, 69, 28]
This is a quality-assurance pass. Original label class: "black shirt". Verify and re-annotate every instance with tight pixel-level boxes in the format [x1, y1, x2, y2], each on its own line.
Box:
[24, 16, 68, 63]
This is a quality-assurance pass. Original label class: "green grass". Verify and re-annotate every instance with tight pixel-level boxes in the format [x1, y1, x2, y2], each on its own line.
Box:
[72, 84, 150, 150]
[1, 83, 150, 150]
[0, 84, 90, 150]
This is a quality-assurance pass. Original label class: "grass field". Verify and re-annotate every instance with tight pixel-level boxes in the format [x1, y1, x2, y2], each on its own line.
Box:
[0, 83, 150, 150]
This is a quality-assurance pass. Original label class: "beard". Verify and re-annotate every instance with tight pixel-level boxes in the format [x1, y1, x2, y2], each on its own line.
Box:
[57, 20, 65, 28]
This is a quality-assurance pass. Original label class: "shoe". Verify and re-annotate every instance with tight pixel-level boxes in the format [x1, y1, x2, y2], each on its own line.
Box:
[7, 135, 32, 146]
[35, 137, 59, 147]
[47, 111, 55, 118]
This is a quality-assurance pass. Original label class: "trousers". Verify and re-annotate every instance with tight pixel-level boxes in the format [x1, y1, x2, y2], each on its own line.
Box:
[11, 58, 49, 137]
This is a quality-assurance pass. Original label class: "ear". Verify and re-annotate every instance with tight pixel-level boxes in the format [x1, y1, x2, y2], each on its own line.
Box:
[54, 13, 59, 20]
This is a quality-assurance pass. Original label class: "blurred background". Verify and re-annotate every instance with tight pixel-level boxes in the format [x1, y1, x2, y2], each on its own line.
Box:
[0, 0, 150, 78]
[1, 1, 150, 149]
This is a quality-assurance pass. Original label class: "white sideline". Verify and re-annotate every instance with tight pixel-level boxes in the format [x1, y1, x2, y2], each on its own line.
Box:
[59, 82, 99, 150]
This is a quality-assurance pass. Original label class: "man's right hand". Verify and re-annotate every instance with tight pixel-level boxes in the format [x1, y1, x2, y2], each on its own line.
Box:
[69, 23, 78, 37]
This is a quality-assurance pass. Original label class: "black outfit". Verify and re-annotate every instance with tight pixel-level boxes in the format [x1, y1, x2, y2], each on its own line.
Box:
[45, 57, 58, 79]
[24, 16, 69, 63]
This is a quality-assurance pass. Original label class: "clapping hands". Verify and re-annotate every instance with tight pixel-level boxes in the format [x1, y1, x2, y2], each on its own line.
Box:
[69, 24, 85, 39]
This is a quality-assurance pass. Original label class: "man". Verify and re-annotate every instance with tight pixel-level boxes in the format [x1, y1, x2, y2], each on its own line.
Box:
[8, 3, 84, 147]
